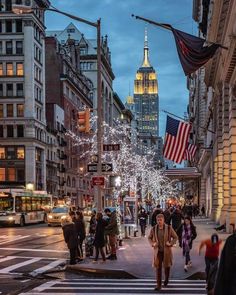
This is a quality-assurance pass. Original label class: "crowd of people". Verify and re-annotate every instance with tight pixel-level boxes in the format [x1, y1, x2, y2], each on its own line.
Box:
[62, 208, 119, 265]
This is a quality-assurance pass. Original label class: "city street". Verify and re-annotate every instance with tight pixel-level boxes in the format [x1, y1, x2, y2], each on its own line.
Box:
[0, 218, 229, 294]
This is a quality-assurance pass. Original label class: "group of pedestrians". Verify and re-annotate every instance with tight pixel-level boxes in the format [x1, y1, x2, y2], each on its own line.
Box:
[62, 208, 119, 265]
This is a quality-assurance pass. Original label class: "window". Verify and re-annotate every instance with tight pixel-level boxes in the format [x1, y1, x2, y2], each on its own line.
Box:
[67, 28, 75, 33]
[7, 84, 13, 96]
[0, 147, 5, 159]
[17, 104, 24, 117]
[16, 63, 23, 76]
[7, 104, 13, 117]
[6, 63, 13, 75]
[15, 20, 22, 32]
[17, 168, 25, 182]
[0, 41, 2, 54]
[6, 0, 12, 12]
[5, 20, 12, 33]
[36, 148, 41, 161]
[16, 83, 23, 96]
[0, 126, 3, 137]
[0, 104, 3, 118]
[7, 125, 14, 137]
[8, 168, 15, 181]
[7, 147, 15, 159]
[0, 63, 3, 76]
[0, 168, 5, 181]
[16, 0, 23, 4]
[17, 125, 24, 137]
[16, 41, 23, 54]
[6, 41, 13, 54]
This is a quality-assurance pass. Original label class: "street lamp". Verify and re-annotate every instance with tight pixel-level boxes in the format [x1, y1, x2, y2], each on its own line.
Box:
[12, 4, 103, 212]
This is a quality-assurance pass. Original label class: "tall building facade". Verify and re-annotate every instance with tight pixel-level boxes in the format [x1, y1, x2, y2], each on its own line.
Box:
[0, 0, 50, 190]
[190, 0, 236, 231]
[131, 29, 162, 165]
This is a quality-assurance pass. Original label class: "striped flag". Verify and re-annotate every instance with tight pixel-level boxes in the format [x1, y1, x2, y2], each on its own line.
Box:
[163, 116, 191, 164]
[184, 143, 197, 162]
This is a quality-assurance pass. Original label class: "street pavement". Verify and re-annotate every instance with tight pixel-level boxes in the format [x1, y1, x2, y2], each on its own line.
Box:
[0, 217, 230, 294]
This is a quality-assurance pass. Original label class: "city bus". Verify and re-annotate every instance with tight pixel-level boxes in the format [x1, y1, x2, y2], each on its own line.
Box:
[0, 189, 52, 226]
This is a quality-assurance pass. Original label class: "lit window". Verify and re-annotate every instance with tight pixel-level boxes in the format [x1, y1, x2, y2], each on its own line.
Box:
[17, 147, 24, 159]
[0, 104, 3, 118]
[7, 104, 13, 117]
[8, 168, 16, 181]
[0, 147, 5, 159]
[16, 63, 24, 76]
[6, 63, 13, 75]
[17, 104, 24, 117]
[0, 63, 3, 76]
[0, 168, 5, 181]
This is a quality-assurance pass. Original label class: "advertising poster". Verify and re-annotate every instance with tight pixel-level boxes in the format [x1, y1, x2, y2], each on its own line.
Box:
[123, 197, 136, 226]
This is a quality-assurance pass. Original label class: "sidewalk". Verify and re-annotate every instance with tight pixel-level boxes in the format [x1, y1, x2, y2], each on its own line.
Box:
[66, 218, 230, 279]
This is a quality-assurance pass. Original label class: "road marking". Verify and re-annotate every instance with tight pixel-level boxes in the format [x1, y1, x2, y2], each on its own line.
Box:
[0, 256, 18, 263]
[0, 235, 30, 245]
[0, 257, 42, 273]
[0, 247, 67, 253]
[29, 259, 66, 276]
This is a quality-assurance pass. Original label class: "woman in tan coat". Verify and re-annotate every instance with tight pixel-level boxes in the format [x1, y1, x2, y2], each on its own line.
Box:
[148, 213, 178, 291]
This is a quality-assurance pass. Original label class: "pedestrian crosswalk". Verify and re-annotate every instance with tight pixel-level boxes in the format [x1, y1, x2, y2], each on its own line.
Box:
[19, 278, 207, 294]
[0, 235, 30, 245]
[0, 255, 66, 276]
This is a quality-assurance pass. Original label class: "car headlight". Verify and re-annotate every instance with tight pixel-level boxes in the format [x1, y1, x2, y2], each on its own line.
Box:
[8, 216, 14, 221]
[48, 215, 53, 219]
[61, 215, 67, 219]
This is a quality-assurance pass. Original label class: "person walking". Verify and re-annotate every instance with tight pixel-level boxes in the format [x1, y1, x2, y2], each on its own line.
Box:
[169, 207, 184, 232]
[148, 213, 178, 291]
[75, 211, 86, 259]
[138, 208, 148, 237]
[93, 212, 108, 263]
[214, 232, 236, 295]
[62, 216, 78, 265]
[199, 234, 222, 294]
[151, 205, 163, 226]
[104, 208, 119, 260]
[89, 210, 97, 234]
[177, 216, 197, 272]
[201, 204, 206, 217]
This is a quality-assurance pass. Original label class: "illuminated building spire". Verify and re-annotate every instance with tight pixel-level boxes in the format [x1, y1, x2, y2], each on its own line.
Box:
[142, 27, 151, 67]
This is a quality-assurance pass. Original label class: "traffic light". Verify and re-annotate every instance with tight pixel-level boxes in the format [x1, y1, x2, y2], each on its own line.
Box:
[78, 109, 90, 133]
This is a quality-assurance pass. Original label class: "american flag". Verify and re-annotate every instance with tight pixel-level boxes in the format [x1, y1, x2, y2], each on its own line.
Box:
[163, 116, 191, 164]
[184, 143, 197, 162]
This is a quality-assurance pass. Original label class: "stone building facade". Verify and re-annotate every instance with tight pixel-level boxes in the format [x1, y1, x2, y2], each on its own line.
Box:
[191, 0, 236, 230]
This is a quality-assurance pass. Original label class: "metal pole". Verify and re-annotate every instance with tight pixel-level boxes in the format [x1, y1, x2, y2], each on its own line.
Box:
[96, 19, 103, 212]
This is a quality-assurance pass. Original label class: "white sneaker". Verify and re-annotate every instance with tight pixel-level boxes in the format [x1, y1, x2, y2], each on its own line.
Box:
[184, 265, 188, 272]
[188, 261, 192, 267]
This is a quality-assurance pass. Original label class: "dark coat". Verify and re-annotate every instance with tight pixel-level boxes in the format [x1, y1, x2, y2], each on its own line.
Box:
[138, 211, 148, 226]
[94, 219, 108, 247]
[177, 223, 197, 249]
[89, 215, 96, 234]
[170, 209, 184, 231]
[74, 219, 86, 241]
[105, 211, 119, 235]
[62, 222, 78, 249]
[214, 233, 236, 295]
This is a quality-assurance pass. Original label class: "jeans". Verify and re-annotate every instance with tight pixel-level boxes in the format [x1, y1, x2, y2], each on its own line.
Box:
[109, 234, 117, 255]
[95, 246, 106, 261]
[205, 257, 218, 281]
[140, 225, 146, 236]
[78, 239, 84, 258]
[69, 247, 77, 265]
[156, 251, 170, 288]
[185, 251, 191, 265]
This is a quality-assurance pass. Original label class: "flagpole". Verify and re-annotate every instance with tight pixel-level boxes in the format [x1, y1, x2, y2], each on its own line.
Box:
[131, 14, 228, 50]
[162, 109, 215, 134]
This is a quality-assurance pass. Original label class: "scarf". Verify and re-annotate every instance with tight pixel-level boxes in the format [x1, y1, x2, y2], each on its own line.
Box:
[182, 224, 191, 254]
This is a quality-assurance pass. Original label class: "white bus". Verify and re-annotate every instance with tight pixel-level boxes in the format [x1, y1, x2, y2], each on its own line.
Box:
[0, 189, 52, 226]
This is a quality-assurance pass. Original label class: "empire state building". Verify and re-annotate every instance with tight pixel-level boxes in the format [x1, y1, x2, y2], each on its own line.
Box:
[131, 29, 162, 163]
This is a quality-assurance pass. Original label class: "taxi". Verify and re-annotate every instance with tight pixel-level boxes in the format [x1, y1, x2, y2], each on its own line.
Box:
[47, 205, 70, 226]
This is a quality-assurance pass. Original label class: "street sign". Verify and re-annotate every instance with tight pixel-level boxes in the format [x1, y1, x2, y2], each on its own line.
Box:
[87, 164, 98, 173]
[102, 163, 113, 172]
[92, 176, 105, 186]
[87, 163, 113, 173]
[103, 144, 120, 152]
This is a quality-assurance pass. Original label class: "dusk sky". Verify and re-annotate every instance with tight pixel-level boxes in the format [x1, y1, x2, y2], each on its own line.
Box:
[47, 0, 197, 137]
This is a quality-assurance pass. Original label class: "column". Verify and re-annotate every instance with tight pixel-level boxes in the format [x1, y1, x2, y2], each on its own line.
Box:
[226, 84, 236, 231]
[220, 83, 230, 224]
[25, 145, 36, 187]
[211, 94, 223, 221]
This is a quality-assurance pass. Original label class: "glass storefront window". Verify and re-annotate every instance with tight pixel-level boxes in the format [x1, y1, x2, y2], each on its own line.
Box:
[0, 168, 5, 181]
[8, 168, 16, 181]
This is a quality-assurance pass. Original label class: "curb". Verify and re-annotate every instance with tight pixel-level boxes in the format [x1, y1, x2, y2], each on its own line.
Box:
[65, 265, 137, 279]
